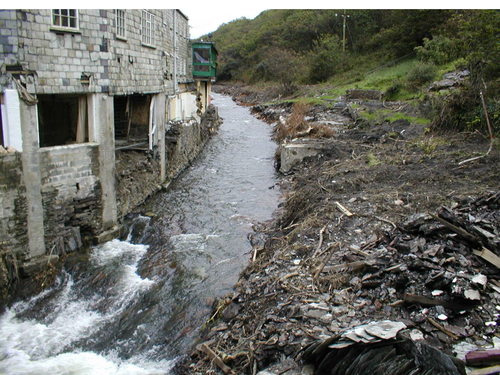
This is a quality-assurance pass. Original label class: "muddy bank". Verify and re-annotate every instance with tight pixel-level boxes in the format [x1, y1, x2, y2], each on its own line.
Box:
[177, 85, 500, 374]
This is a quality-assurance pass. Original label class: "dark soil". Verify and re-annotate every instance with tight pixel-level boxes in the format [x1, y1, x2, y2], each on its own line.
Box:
[176, 84, 500, 374]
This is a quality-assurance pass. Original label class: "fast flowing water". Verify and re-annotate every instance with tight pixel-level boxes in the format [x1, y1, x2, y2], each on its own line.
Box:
[0, 94, 281, 375]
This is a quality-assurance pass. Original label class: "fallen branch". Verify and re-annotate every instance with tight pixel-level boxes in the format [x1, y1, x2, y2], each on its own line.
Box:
[375, 216, 397, 229]
[252, 246, 263, 262]
[200, 343, 235, 375]
[322, 260, 367, 273]
[430, 212, 481, 246]
[313, 243, 339, 279]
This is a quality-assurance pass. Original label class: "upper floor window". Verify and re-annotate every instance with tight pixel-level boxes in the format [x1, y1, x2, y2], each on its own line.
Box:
[141, 10, 154, 46]
[52, 9, 78, 29]
[116, 9, 126, 38]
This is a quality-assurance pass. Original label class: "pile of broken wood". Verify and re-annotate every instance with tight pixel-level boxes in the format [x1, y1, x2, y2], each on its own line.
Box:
[181, 191, 500, 374]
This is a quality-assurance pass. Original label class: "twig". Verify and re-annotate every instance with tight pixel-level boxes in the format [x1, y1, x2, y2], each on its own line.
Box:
[375, 216, 397, 229]
[459, 90, 494, 165]
[335, 201, 354, 217]
[312, 225, 328, 258]
[200, 343, 236, 375]
[252, 246, 263, 262]
[427, 317, 459, 340]
[313, 243, 339, 279]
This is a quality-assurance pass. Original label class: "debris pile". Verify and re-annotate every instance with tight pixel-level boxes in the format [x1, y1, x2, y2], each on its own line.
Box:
[178, 86, 500, 374]
[302, 321, 465, 374]
[179, 190, 500, 374]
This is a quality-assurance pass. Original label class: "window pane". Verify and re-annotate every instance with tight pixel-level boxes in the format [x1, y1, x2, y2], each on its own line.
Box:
[69, 9, 76, 17]
[70, 17, 76, 28]
[61, 9, 68, 16]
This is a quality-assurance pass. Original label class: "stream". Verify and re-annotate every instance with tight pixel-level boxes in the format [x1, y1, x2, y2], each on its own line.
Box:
[0, 93, 281, 374]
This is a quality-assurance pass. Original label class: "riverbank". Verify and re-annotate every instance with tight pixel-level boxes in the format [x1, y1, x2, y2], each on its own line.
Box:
[176, 84, 500, 374]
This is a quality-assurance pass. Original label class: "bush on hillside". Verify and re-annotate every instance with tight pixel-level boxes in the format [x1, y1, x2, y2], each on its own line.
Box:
[415, 36, 460, 65]
[406, 63, 437, 87]
[309, 34, 351, 83]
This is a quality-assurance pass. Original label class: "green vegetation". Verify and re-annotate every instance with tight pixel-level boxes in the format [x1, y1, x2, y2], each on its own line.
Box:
[200, 10, 500, 135]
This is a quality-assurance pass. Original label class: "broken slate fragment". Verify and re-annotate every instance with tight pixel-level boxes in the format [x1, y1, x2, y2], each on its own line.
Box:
[364, 320, 407, 340]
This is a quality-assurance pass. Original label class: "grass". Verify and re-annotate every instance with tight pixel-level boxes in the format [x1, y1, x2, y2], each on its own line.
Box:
[358, 109, 432, 126]
[300, 56, 468, 106]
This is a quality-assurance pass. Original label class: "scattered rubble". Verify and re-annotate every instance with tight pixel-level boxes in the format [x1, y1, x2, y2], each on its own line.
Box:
[175, 85, 499, 374]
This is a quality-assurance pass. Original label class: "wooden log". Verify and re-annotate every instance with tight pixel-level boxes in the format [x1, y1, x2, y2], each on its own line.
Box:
[466, 349, 500, 366]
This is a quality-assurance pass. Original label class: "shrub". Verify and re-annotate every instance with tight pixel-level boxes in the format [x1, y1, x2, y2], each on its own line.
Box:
[406, 63, 437, 87]
[415, 36, 459, 65]
[274, 102, 310, 143]
[308, 34, 350, 83]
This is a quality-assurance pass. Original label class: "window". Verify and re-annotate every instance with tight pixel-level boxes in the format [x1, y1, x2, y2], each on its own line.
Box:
[116, 10, 126, 38]
[52, 9, 78, 29]
[141, 10, 154, 46]
[38, 95, 88, 147]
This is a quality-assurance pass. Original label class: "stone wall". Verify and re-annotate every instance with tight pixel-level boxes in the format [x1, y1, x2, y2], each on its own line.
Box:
[0, 151, 28, 301]
[39, 144, 102, 255]
[0, 152, 28, 257]
[0, 9, 192, 96]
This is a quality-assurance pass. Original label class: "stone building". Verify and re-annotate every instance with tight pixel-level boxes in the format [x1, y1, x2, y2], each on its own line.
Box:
[0, 9, 215, 295]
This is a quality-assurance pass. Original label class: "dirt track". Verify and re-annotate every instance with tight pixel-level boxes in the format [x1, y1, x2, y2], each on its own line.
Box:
[176, 85, 500, 374]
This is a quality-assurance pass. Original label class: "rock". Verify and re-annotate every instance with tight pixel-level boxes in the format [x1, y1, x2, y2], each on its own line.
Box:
[20, 255, 59, 276]
[222, 301, 241, 321]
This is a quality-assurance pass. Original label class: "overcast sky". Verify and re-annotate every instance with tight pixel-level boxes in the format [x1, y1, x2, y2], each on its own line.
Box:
[180, 4, 267, 39]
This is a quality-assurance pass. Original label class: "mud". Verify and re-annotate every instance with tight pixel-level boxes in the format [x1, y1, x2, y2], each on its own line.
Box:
[176, 84, 500, 374]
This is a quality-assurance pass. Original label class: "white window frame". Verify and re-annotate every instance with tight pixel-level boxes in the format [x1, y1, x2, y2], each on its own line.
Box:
[52, 9, 79, 30]
[116, 9, 126, 39]
[141, 10, 155, 46]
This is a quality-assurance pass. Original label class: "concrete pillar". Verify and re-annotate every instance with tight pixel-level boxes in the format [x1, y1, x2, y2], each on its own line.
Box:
[155, 93, 166, 182]
[88, 93, 117, 230]
[19, 100, 46, 257]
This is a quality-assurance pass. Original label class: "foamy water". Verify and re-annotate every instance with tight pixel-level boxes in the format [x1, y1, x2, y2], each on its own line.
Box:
[0, 239, 170, 375]
[0, 93, 281, 373]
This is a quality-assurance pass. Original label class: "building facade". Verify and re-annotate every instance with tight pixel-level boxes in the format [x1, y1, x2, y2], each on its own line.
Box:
[0, 9, 209, 283]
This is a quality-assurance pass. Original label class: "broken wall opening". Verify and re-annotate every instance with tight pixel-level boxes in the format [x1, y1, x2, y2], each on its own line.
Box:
[113, 94, 151, 146]
[38, 94, 88, 147]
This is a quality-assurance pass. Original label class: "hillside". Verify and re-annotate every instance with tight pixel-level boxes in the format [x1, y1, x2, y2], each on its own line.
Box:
[197, 9, 500, 135]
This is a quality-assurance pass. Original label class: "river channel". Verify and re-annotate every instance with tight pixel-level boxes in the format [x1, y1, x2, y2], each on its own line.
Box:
[0, 93, 281, 374]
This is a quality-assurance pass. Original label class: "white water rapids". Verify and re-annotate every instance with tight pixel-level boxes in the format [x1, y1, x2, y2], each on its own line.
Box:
[0, 93, 280, 374]
[1, 240, 174, 375]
